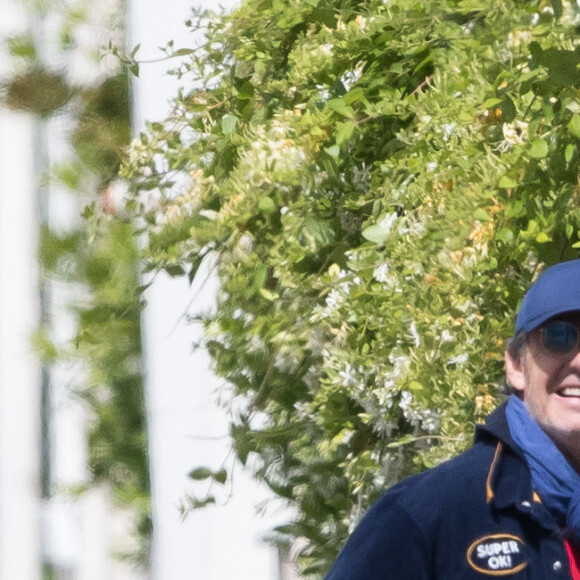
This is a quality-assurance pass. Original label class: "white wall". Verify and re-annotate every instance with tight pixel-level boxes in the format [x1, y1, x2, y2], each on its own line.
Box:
[129, 2, 287, 579]
[0, 7, 42, 576]
[0, 111, 43, 580]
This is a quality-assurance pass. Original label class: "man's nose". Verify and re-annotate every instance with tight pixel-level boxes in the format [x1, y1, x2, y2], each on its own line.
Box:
[568, 347, 580, 369]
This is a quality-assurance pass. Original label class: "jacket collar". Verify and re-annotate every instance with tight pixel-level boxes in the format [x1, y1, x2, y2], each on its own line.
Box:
[475, 401, 536, 510]
[475, 400, 517, 450]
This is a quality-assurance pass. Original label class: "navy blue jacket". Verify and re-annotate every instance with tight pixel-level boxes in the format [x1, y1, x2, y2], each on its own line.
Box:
[325, 402, 574, 579]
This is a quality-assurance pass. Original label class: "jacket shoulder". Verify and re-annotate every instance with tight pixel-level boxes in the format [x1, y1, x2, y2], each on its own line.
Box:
[384, 438, 498, 519]
[324, 439, 501, 580]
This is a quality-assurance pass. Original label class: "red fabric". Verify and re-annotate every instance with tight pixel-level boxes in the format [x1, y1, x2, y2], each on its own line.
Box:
[565, 540, 580, 580]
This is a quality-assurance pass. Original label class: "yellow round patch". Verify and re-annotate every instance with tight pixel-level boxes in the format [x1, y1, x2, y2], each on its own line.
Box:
[466, 534, 528, 576]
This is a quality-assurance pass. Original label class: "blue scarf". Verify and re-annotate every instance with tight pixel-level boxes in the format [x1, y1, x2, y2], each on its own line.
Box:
[506, 395, 580, 545]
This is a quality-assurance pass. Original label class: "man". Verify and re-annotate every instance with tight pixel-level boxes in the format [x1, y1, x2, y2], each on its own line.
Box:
[325, 259, 580, 579]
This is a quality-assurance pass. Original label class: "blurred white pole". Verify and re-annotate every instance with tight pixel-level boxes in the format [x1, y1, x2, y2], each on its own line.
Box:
[0, 110, 43, 580]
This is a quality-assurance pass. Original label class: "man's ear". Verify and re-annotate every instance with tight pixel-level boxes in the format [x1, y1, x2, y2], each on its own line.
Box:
[505, 351, 526, 394]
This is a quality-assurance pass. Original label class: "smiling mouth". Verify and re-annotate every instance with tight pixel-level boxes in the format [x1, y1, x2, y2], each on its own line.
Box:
[558, 387, 580, 398]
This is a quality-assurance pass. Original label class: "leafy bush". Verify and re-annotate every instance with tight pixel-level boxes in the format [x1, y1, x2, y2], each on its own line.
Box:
[121, 0, 580, 575]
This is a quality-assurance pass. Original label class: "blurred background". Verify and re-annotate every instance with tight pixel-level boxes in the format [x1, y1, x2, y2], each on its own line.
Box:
[0, 0, 294, 578]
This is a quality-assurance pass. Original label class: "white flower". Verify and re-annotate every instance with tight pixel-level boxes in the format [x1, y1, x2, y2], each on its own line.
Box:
[320, 43, 334, 56]
[376, 384, 396, 407]
[389, 354, 410, 377]
[302, 366, 320, 391]
[274, 348, 300, 372]
[461, 21, 475, 34]
[317, 84, 330, 103]
[440, 329, 455, 343]
[379, 212, 398, 233]
[507, 30, 532, 48]
[447, 353, 469, 366]
[326, 289, 342, 309]
[339, 363, 358, 387]
[420, 409, 440, 433]
[409, 321, 421, 347]
[341, 62, 365, 91]
[497, 120, 528, 151]
[399, 390, 413, 411]
[355, 15, 367, 29]
[383, 421, 397, 436]
[409, 220, 426, 236]
[426, 161, 438, 172]
[442, 123, 456, 141]
[238, 233, 254, 254]
[352, 163, 371, 190]
[335, 269, 359, 293]
[247, 334, 265, 353]
[321, 289, 344, 317]
[373, 263, 390, 282]
[239, 120, 307, 182]
[398, 218, 425, 237]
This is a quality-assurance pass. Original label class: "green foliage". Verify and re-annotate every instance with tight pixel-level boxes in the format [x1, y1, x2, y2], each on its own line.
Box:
[72, 72, 133, 186]
[41, 219, 151, 563]
[121, 0, 580, 575]
[1, 66, 74, 117]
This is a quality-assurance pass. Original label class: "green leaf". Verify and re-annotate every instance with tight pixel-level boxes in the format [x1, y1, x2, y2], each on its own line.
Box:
[259, 288, 279, 301]
[302, 217, 335, 246]
[235, 81, 254, 99]
[324, 145, 340, 159]
[481, 98, 502, 109]
[258, 196, 276, 213]
[496, 228, 514, 243]
[501, 96, 517, 122]
[361, 225, 390, 245]
[188, 467, 227, 485]
[564, 99, 580, 114]
[188, 467, 214, 480]
[498, 175, 518, 189]
[566, 144, 577, 163]
[327, 98, 355, 119]
[473, 208, 491, 222]
[164, 264, 186, 277]
[567, 115, 580, 139]
[184, 496, 216, 510]
[213, 468, 228, 485]
[387, 434, 418, 448]
[536, 232, 550, 243]
[528, 139, 549, 159]
[541, 49, 580, 88]
[222, 114, 239, 135]
[344, 87, 365, 105]
[336, 121, 355, 145]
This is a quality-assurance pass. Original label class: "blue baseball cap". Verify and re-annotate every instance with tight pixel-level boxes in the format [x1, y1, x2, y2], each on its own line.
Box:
[515, 259, 580, 333]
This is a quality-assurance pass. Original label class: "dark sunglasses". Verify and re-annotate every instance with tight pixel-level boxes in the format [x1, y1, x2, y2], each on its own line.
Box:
[540, 320, 580, 355]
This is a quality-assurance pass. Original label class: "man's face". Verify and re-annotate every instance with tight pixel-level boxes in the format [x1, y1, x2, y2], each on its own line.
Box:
[505, 316, 580, 462]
